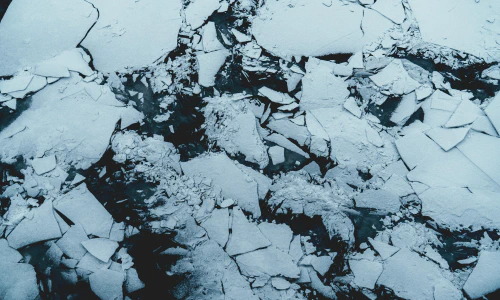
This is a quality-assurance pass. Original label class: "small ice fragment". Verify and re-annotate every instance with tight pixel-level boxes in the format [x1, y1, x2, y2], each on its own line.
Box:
[368, 238, 399, 260]
[258, 87, 296, 105]
[268, 146, 285, 165]
[0, 75, 33, 94]
[185, 0, 220, 29]
[200, 208, 229, 247]
[31, 155, 57, 175]
[71, 174, 86, 186]
[89, 269, 125, 300]
[231, 29, 251, 43]
[225, 207, 271, 256]
[463, 251, 500, 299]
[343, 97, 362, 118]
[349, 259, 383, 289]
[197, 49, 230, 87]
[56, 224, 89, 259]
[271, 277, 291, 290]
[311, 256, 333, 276]
[425, 127, 469, 151]
[0, 239, 23, 263]
[258, 222, 293, 252]
[81, 238, 118, 262]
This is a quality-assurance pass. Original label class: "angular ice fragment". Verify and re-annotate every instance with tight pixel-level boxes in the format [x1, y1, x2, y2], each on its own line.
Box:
[355, 189, 401, 213]
[445, 99, 483, 128]
[185, 0, 220, 29]
[258, 222, 293, 252]
[343, 97, 362, 119]
[485, 93, 500, 134]
[0, 262, 39, 299]
[81, 238, 119, 262]
[463, 251, 500, 299]
[89, 269, 124, 300]
[371, 0, 406, 24]
[56, 224, 89, 260]
[258, 87, 296, 105]
[200, 208, 229, 247]
[225, 207, 271, 256]
[425, 127, 469, 151]
[0, 75, 33, 94]
[236, 246, 300, 278]
[197, 49, 230, 87]
[0, 239, 23, 263]
[368, 238, 399, 260]
[31, 155, 56, 175]
[349, 259, 383, 289]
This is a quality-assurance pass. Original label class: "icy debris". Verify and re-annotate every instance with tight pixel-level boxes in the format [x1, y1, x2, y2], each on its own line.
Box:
[56, 224, 89, 260]
[31, 155, 57, 175]
[0, 262, 39, 299]
[89, 269, 125, 300]
[203, 96, 269, 168]
[368, 238, 399, 260]
[407, 0, 500, 62]
[463, 251, 500, 299]
[268, 146, 285, 165]
[200, 208, 229, 247]
[0, 0, 97, 76]
[370, 59, 420, 95]
[225, 207, 271, 255]
[7, 200, 61, 249]
[252, 0, 392, 59]
[421, 188, 500, 231]
[0, 239, 22, 263]
[355, 189, 401, 213]
[81, 238, 119, 262]
[236, 246, 300, 279]
[371, 0, 406, 24]
[54, 184, 114, 238]
[181, 153, 263, 217]
[377, 249, 460, 299]
[0, 74, 132, 169]
[425, 127, 469, 151]
[197, 49, 230, 87]
[185, 0, 220, 29]
[300, 58, 350, 111]
[258, 87, 296, 105]
[349, 259, 383, 289]
[258, 223, 293, 253]
[485, 93, 500, 135]
[82, 0, 182, 73]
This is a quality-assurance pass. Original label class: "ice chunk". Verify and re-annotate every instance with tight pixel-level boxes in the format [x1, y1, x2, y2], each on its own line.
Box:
[89, 269, 124, 300]
[0, 75, 33, 93]
[76, 252, 112, 272]
[395, 131, 442, 169]
[382, 174, 414, 197]
[252, 0, 392, 59]
[0, 0, 97, 76]
[463, 251, 500, 299]
[311, 256, 333, 277]
[197, 49, 230, 87]
[288, 235, 303, 262]
[0, 262, 39, 299]
[472, 116, 499, 137]
[181, 153, 262, 217]
[457, 132, 500, 186]
[200, 208, 229, 247]
[263, 133, 310, 159]
[445, 99, 483, 128]
[390, 92, 417, 125]
[365, 126, 384, 147]
[0, 239, 22, 263]
[232, 29, 251, 43]
[370, 59, 420, 95]
[377, 249, 459, 300]
[71, 174, 86, 186]
[185, 0, 220, 29]
[236, 246, 300, 278]
[368, 238, 399, 260]
[81, 238, 118, 262]
[425, 127, 469, 151]
[355, 189, 401, 213]
[349, 259, 383, 289]
[225, 207, 271, 256]
[35, 48, 93, 77]
[31, 155, 57, 175]
[81, 0, 182, 73]
[371, 0, 406, 24]
[300, 58, 349, 110]
[258, 87, 296, 105]
[202, 22, 225, 52]
[343, 97, 362, 119]
[421, 188, 500, 231]
[56, 224, 89, 259]
[268, 146, 285, 165]
[485, 94, 500, 136]
[258, 223, 293, 252]
[7, 75, 47, 99]
[0, 75, 126, 169]
[125, 268, 145, 294]
[7, 200, 61, 249]
[267, 119, 310, 146]
[54, 184, 114, 238]
[407, 0, 500, 62]
[271, 277, 291, 290]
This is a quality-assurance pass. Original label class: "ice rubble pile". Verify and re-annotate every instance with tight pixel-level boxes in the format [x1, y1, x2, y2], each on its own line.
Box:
[1, 0, 500, 299]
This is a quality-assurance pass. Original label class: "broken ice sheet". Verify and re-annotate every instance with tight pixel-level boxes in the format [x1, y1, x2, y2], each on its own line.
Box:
[0, 0, 97, 76]
[81, 0, 182, 74]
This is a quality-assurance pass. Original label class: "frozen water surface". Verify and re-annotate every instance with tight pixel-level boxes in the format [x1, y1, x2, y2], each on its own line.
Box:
[1, 0, 500, 299]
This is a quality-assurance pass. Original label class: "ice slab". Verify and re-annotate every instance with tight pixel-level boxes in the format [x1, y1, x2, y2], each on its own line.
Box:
[236, 246, 300, 279]
[421, 188, 500, 231]
[370, 59, 420, 95]
[0, 75, 33, 94]
[7, 200, 61, 249]
[268, 146, 285, 165]
[0, 0, 97, 76]
[463, 251, 500, 299]
[197, 49, 230, 87]
[377, 249, 460, 300]
[355, 189, 401, 213]
[485, 93, 500, 134]
[202, 22, 225, 52]
[395, 131, 442, 169]
[407, 0, 500, 62]
[390, 92, 417, 125]
[457, 131, 500, 187]
[425, 127, 469, 151]
[252, 0, 392, 59]
[89, 269, 124, 300]
[344, 97, 362, 119]
[56, 224, 89, 260]
[349, 259, 383, 289]
[371, 0, 406, 24]
[125, 268, 145, 294]
[76, 252, 112, 272]
[0, 239, 22, 263]
[368, 238, 399, 260]
[185, 0, 220, 29]
[81, 238, 118, 262]
[311, 256, 333, 277]
[225, 207, 271, 256]
[445, 99, 483, 128]
[258, 222, 293, 253]
[181, 153, 262, 217]
[0, 262, 39, 299]
[31, 155, 57, 175]
[200, 208, 229, 247]
[82, 0, 182, 73]
[54, 184, 114, 238]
